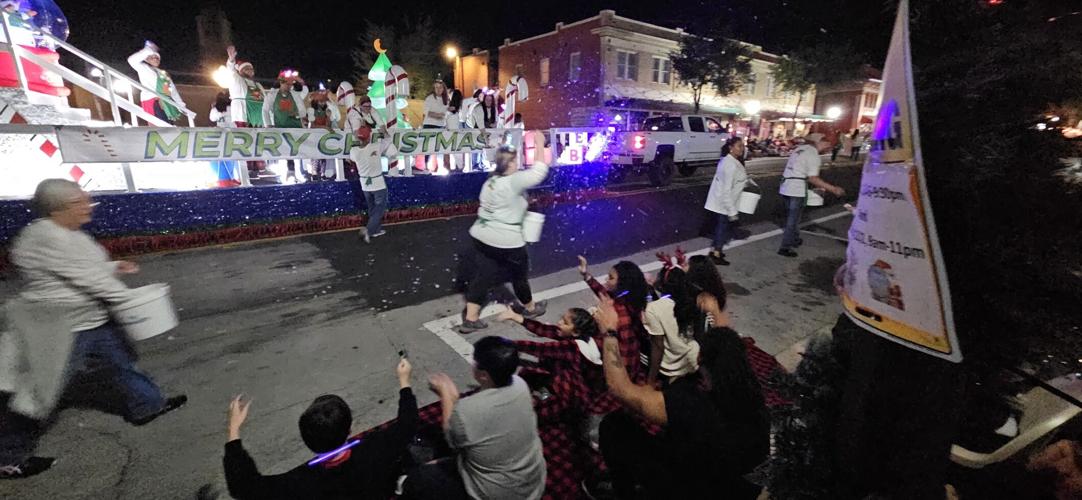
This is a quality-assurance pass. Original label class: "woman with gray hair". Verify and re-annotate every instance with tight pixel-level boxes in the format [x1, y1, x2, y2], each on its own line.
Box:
[0, 179, 186, 480]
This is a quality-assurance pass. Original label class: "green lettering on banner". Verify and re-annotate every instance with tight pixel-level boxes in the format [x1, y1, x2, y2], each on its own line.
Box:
[399, 132, 418, 154]
[282, 132, 310, 157]
[392, 132, 401, 150]
[255, 132, 283, 157]
[475, 131, 492, 150]
[192, 130, 223, 159]
[455, 131, 475, 151]
[318, 132, 344, 155]
[144, 130, 189, 159]
[223, 131, 255, 158]
[419, 131, 436, 152]
[435, 131, 456, 152]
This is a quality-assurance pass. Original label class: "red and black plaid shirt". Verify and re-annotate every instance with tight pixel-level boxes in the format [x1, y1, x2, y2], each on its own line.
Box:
[516, 319, 616, 418]
[586, 276, 647, 400]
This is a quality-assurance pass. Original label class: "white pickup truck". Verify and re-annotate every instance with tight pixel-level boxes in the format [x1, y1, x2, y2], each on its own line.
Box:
[607, 115, 730, 186]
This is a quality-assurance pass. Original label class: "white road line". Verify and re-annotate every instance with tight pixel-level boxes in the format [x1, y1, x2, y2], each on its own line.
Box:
[423, 209, 853, 361]
[800, 229, 850, 243]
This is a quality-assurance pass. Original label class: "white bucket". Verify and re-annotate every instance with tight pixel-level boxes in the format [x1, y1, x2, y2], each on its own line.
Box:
[522, 211, 545, 243]
[737, 191, 760, 214]
[806, 190, 825, 207]
[113, 284, 178, 341]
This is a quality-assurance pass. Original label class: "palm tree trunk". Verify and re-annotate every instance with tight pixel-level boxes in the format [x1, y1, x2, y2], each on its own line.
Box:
[792, 91, 803, 121]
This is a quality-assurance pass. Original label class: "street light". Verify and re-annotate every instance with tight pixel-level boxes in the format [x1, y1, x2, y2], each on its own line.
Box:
[443, 45, 461, 90]
[826, 106, 843, 120]
[212, 65, 231, 89]
[743, 99, 761, 115]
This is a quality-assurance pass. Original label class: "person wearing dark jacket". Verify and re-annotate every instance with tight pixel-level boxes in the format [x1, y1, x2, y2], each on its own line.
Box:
[222, 357, 418, 499]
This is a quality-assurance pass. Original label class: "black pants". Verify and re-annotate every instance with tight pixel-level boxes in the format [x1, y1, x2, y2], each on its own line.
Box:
[600, 412, 668, 499]
[465, 237, 532, 306]
[402, 457, 468, 500]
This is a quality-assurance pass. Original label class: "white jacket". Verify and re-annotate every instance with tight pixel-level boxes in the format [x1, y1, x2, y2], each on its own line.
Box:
[704, 154, 748, 216]
[307, 102, 342, 129]
[469, 163, 550, 248]
[422, 94, 449, 127]
[261, 86, 309, 127]
[127, 47, 185, 108]
[345, 107, 386, 137]
[225, 56, 263, 124]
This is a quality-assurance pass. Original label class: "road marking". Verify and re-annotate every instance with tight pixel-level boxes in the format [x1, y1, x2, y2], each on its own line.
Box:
[800, 229, 850, 243]
[422, 209, 853, 361]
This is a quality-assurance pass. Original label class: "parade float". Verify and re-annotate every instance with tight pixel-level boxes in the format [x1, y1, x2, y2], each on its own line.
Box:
[0, 10, 611, 266]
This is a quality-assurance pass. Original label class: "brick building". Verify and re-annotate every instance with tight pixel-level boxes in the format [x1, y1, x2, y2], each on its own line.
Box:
[813, 67, 883, 138]
[496, 9, 821, 136]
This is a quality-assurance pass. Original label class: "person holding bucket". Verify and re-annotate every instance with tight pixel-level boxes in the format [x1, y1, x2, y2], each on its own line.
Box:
[0, 179, 187, 479]
[777, 134, 845, 258]
[459, 132, 550, 333]
[704, 137, 748, 266]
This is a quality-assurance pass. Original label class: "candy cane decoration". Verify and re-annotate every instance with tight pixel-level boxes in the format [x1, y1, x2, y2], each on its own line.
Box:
[502, 75, 528, 127]
[381, 66, 409, 172]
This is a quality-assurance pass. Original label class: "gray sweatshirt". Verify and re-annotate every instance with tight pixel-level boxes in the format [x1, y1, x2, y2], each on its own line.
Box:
[468, 162, 550, 249]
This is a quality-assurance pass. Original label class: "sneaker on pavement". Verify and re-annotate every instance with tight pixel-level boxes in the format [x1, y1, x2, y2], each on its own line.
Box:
[512, 300, 548, 319]
[359, 227, 370, 243]
[371, 230, 387, 238]
[127, 395, 188, 426]
[777, 248, 798, 258]
[0, 457, 55, 480]
[458, 318, 489, 334]
[709, 251, 730, 266]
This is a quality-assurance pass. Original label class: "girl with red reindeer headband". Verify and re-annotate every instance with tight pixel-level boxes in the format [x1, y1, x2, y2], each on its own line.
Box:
[647, 247, 701, 384]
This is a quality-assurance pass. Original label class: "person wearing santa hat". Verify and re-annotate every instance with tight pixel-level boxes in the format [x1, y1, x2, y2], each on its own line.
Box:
[127, 41, 186, 124]
[225, 46, 265, 128]
[262, 72, 309, 183]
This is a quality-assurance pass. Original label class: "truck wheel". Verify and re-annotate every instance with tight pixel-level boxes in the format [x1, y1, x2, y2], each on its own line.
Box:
[607, 168, 628, 184]
[678, 164, 697, 177]
[649, 156, 674, 186]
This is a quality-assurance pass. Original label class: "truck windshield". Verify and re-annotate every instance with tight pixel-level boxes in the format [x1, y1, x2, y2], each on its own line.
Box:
[642, 117, 684, 132]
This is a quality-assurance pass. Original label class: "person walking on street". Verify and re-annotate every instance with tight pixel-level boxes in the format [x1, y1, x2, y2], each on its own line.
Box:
[0, 179, 187, 479]
[777, 134, 845, 258]
[352, 123, 389, 243]
[459, 132, 550, 333]
[705, 137, 748, 266]
[841, 131, 854, 162]
[849, 129, 862, 160]
[831, 130, 843, 162]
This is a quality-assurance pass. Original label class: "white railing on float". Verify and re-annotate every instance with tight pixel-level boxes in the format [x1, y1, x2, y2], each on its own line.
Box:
[0, 11, 196, 127]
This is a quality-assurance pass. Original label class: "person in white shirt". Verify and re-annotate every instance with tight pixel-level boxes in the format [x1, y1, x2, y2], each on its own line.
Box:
[422, 79, 450, 173]
[224, 46, 264, 127]
[777, 134, 845, 257]
[127, 41, 186, 124]
[262, 75, 309, 183]
[460, 133, 550, 333]
[350, 124, 389, 243]
[0, 180, 187, 479]
[704, 137, 748, 266]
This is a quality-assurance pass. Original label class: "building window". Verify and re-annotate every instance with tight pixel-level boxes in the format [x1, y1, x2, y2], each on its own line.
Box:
[616, 50, 639, 81]
[863, 92, 878, 108]
[744, 74, 757, 95]
[651, 57, 671, 84]
[765, 75, 776, 97]
[569, 52, 582, 82]
[540, 58, 550, 86]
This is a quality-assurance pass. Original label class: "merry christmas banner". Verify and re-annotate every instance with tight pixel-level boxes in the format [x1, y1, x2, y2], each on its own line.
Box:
[55, 126, 523, 163]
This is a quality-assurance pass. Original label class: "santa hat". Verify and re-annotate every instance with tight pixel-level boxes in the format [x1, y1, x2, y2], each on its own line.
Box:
[236, 61, 253, 72]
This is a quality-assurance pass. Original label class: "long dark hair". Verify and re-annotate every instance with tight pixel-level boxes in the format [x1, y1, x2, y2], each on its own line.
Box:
[213, 91, 230, 113]
[448, 88, 463, 112]
[481, 94, 498, 127]
[686, 255, 727, 311]
[699, 327, 769, 448]
[612, 261, 649, 315]
[654, 267, 696, 336]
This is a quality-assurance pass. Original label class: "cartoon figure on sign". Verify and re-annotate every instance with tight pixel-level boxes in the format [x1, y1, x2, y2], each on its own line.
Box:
[868, 260, 905, 311]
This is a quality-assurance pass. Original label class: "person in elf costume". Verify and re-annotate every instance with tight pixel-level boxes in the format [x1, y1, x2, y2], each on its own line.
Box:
[224, 46, 265, 128]
[127, 41, 186, 124]
[306, 89, 341, 181]
[262, 71, 309, 183]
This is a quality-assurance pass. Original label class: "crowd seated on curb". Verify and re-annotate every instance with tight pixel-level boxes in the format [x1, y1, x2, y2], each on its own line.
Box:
[215, 250, 788, 499]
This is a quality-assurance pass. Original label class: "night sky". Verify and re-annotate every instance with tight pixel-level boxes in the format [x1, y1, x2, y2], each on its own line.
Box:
[58, 0, 893, 85]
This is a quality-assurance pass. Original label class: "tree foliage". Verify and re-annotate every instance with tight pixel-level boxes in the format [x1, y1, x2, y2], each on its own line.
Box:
[351, 15, 442, 101]
[770, 43, 865, 118]
[670, 32, 752, 114]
